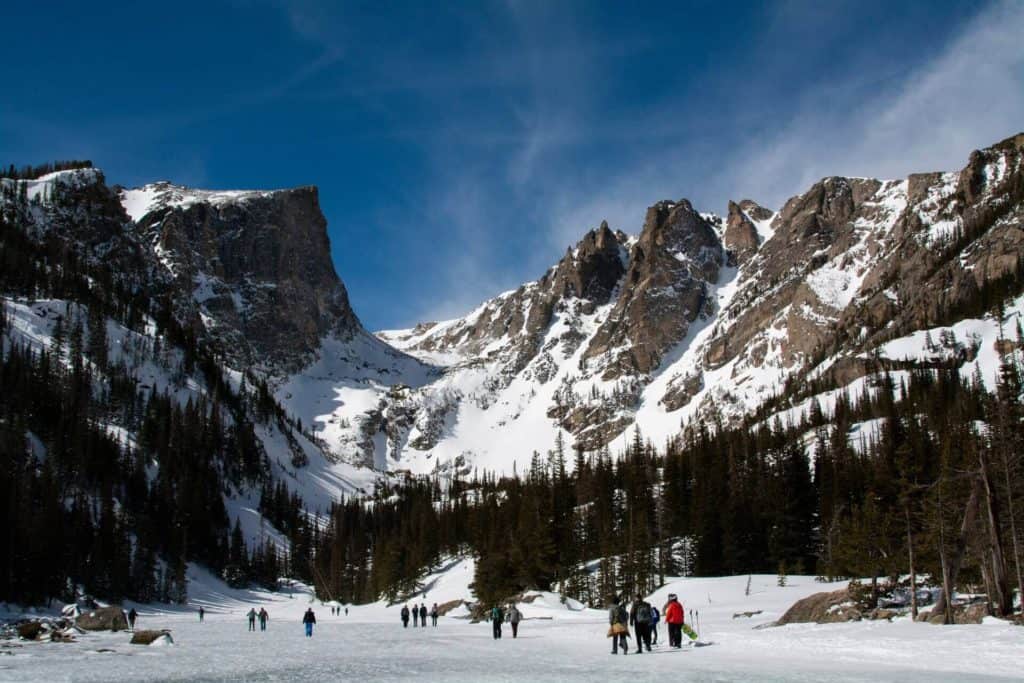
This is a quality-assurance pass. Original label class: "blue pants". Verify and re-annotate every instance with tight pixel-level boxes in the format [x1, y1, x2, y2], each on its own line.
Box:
[305, 623, 313, 637]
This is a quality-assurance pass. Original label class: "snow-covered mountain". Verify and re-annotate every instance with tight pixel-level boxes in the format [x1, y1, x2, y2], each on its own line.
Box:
[372, 132, 1024, 473]
[4, 132, 1022, 491]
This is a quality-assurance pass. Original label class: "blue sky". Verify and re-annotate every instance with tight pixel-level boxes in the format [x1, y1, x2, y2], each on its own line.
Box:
[2, 1, 1023, 330]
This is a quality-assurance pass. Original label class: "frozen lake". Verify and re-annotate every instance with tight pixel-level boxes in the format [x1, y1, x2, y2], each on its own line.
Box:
[2, 566, 1020, 682]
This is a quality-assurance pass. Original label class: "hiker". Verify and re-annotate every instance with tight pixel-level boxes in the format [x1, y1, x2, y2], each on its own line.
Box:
[412, 602, 420, 627]
[419, 604, 427, 628]
[401, 604, 410, 628]
[663, 593, 684, 648]
[430, 603, 439, 627]
[490, 604, 504, 639]
[629, 595, 653, 653]
[198, 606, 205, 622]
[608, 597, 629, 655]
[508, 603, 522, 638]
[258, 608, 269, 631]
[345, 606, 348, 616]
[302, 608, 316, 637]
[650, 604, 660, 644]
[127, 608, 138, 630]
[247, 608, 257, 632]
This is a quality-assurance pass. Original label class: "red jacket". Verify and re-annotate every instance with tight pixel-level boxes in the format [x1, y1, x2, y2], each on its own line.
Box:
[664, 600, 684, 625]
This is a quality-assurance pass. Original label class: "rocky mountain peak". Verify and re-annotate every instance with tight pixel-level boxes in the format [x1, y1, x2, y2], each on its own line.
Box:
[585, 199, 723, 378]
[724, 200, 760, 265]
[737, 199, 773, 222]
[121, 182, 361, 374]
[546, 220, 627, 304]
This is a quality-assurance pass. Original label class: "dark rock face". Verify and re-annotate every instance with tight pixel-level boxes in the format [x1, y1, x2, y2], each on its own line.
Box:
[585, 200, 723, 378]
[723, 200, 760, 265]
[548, 221, 626, 304]
[131, 184, 361, 373]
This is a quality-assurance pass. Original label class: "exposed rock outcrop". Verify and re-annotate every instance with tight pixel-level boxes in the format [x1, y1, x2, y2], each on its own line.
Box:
[585, 200, 723, 378]
[129, 183, 361, 373]
[723, 200, 760, 265]
[776, 589, 861, 625]
[130, 629, 174, 645]
[76, 606, 128, 632]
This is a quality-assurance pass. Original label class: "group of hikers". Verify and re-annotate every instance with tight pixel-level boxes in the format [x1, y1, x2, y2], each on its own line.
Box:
[608, 593, 687, 654]
[400, 602, 439, 627]
[246, 607, 271, 632]
[218, 592, 691, 648]
[486, 603, 522, 639]
[329, 605, 348, 616]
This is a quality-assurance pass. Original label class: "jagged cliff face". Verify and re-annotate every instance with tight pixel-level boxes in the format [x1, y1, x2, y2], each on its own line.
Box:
[584, 200, 723, 379]
[6, 133, 1021, 478]
[122, 182, 361, 373]
[374, 133, 1024, 473]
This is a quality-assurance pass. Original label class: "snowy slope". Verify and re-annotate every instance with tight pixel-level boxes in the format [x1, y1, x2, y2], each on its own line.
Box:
[0, 295, 376, 541]
[357, 136, 1024, 476]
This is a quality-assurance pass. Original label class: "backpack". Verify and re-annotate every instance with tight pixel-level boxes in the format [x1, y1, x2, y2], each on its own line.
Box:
[616, 604, 628, 624]
[637, 603, 652, 624]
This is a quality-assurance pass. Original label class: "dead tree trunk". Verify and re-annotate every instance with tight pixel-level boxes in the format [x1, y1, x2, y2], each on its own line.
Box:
[905, 505, 918, 619]
[979, 449, 1013, 616]
[936, 479, 954, 624]
[999, 448, 1024, 615]
[934, 479, 981, 619]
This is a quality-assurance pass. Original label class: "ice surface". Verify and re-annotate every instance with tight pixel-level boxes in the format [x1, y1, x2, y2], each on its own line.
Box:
[2, 564, 1019, 682]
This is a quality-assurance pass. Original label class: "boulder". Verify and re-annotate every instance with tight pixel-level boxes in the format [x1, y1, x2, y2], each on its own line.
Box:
[921, 601, 990, 625]
[435, 600, 468, 617]
[76, 606, 128, 632]
[130, 629, 174, 645]
[777, 589, 862, 625]
[17, 622, 46, 640]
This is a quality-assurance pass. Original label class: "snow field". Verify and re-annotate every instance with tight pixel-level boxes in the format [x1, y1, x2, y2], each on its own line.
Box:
[2, 561, 1021, 682]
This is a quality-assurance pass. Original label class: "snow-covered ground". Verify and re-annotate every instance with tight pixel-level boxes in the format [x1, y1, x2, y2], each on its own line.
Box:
[3, 563, 1020, 682]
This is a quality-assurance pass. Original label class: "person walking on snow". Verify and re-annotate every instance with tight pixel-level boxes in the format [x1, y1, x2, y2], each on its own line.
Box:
[401, 604, 410, 628]
[258, 608, 269, 631]
[247, 608, 257, 632]
[430, 603, 439, 627]
[419, 604, 427, 628]
[508, 604, 522, 638]
[608, 597, 629, 655]
[662, 594, 684, 648]
[490, 604, 504, 639]
[302, 608, 316, 637]
[629, 595, 653, 653]
[650, 605, 659, 645]
[198, 606, 205, 622]
[412, 603, 419, 627]
[127, 608, 138, 630]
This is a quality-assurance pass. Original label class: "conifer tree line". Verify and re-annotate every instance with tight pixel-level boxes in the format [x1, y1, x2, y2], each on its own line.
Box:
[1, 160, 94, 181]
[0, 181, 310, 606]
[315, 341, 1024, 619]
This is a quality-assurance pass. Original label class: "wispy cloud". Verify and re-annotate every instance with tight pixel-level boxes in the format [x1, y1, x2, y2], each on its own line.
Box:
[546, 0, 1024, 248]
